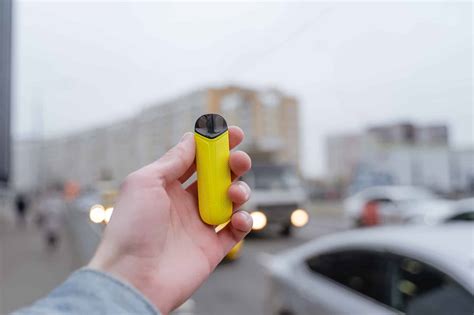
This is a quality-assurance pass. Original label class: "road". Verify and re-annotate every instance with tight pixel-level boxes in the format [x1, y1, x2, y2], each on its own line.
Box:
[0, 210, 81, 314]
[192, 202, 350, 315]
[0, 201, 348, 315]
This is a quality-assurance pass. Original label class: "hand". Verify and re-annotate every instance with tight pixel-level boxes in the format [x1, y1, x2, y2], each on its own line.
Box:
[88, 126, 253, 314]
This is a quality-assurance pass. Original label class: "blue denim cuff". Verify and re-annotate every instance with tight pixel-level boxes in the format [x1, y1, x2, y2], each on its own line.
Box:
[12, 268, 160, 315]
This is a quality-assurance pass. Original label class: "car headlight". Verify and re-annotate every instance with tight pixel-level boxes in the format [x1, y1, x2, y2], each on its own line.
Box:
[104, 207, 114, 224]
[89, 204, 105, 223]
[250, 211, 267, 230]
[291, 209, 309, 227]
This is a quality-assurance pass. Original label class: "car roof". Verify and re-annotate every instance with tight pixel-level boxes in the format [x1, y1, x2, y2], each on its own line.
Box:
[280, 223, 474, 292]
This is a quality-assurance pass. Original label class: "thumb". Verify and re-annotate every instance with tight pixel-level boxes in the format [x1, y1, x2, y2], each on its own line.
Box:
[151, 132, 195, 184]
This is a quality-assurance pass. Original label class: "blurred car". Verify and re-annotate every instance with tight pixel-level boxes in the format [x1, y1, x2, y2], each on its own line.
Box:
[87, 188, 117, 225]
[242, 164, 309, 236]
[445, 198, 474, 222]
[82, 187, 243, 261]
[406, 197, 474, 225]
[264, 224, 474, 315]
[344, 185, 437, 227]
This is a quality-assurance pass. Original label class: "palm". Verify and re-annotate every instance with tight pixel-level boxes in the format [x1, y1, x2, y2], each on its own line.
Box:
[149, 180, 226, 304]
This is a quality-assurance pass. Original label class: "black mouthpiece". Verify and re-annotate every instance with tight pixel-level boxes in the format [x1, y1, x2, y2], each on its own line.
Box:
[194, 114, 228, 139]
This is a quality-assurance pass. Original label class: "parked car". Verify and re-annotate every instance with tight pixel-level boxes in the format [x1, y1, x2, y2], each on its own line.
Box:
[242, 164, 309, 236]
[445, 198, 474, 222]
[406, 197, 474, 225]
[344, 185, 437, 227]
[264, 224, 474, 315]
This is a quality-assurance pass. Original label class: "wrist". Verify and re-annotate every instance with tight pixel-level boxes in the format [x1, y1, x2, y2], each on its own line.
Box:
[88, 247, 170, 314]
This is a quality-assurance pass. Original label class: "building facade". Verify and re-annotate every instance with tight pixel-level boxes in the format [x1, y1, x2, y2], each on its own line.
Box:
[326, 122, 470, 195]
[13, 86, 299, 191]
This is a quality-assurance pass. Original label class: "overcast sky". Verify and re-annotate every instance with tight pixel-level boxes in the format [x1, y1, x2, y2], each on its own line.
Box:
[14, 1, 473, 177]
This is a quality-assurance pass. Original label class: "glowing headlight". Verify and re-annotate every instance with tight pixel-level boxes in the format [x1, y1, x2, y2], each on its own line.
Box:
[250, 211, 267, 230]
[104, 207, 114, 224]
[89, 204, 105, 223]
[291, 209, 309, 227]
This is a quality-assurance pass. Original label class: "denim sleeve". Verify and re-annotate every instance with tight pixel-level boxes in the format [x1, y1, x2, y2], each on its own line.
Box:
[11, 268, 160, 315]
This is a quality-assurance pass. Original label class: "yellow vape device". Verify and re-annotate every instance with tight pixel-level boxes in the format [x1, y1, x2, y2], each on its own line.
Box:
[194, 114, 232, 225]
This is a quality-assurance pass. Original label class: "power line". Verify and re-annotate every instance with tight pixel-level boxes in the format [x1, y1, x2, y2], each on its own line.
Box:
[224, 6, 332, 78]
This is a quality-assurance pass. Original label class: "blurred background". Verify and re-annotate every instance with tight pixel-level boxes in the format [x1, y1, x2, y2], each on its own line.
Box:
[0, 1, 472, 315]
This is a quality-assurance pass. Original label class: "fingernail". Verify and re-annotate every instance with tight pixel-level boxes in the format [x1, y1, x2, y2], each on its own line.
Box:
[238, 211, 252, 226]
[237, 181, 251, 199]
[180, 132, 193, 142]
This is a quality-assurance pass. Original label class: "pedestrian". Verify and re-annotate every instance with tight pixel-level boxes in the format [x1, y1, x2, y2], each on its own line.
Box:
[14, 193, 29, 227]
[11, 127, 253, 315]
[36, 188, 65, 250]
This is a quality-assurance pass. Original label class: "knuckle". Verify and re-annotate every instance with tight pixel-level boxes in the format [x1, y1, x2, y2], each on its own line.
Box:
[174, 145, 188, 165]
[237, 181, 251, 199]
[161, 144, 187, 166]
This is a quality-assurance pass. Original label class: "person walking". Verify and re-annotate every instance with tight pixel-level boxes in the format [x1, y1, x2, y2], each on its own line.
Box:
[36, 188, 65, 250]
[14, 193, 29, 227]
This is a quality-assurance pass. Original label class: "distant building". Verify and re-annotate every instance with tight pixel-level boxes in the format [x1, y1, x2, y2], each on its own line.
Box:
[326, 133, 364, 183]
[13, 86, 299, 190]
[451, 148, 474, 194]
[208, 87, 299, 165]
[367, 123, 448, 146]
[326, 122, 467, 195]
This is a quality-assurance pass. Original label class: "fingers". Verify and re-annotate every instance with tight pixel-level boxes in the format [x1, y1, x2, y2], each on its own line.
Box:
[179, 126, 245, 184]
[148, 132, 196, 184]
[227, 181, 251, 209]
[216, 211, 253, 257]
[229, 151, 251, 180]
[185, 151, 251, 197]
[228, 126, 244, 149]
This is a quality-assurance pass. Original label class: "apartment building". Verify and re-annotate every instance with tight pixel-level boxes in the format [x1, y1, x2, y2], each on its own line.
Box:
[13, 86, 299, 190]
[326, 122, 467, 194]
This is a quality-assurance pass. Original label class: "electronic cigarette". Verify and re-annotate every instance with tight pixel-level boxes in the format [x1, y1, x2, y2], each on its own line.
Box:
[194, 114, 232, 225]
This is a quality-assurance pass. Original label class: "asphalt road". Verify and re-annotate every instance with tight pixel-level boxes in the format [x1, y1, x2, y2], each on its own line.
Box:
[0, 211, 81, 314]
[192, 202, 350, 315]
[1, 200, 348, 315]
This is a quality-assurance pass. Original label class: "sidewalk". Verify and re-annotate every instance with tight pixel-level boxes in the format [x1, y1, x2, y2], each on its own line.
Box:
[0, 212, 81, 314]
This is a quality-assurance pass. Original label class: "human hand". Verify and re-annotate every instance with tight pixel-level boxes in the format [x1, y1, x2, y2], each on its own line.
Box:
[88, 126, 252, 314]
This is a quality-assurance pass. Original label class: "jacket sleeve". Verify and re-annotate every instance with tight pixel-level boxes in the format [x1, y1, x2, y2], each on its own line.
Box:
[11, 268, 160, 315]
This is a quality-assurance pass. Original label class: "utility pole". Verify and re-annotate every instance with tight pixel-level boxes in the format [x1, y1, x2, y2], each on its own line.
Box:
[0, 0, 12, 188]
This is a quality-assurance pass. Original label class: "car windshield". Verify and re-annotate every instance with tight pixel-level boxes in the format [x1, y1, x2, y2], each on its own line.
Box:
[248, 165, 300, 190]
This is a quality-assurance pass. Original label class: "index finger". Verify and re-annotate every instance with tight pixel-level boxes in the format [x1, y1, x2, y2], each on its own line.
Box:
[228, 126, 244, 150]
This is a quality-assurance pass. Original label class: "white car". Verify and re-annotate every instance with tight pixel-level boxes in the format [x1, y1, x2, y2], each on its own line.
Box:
[344, 185, 437, 226]
[264, 224, 474, 315]
[406, 197, 474, 225]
